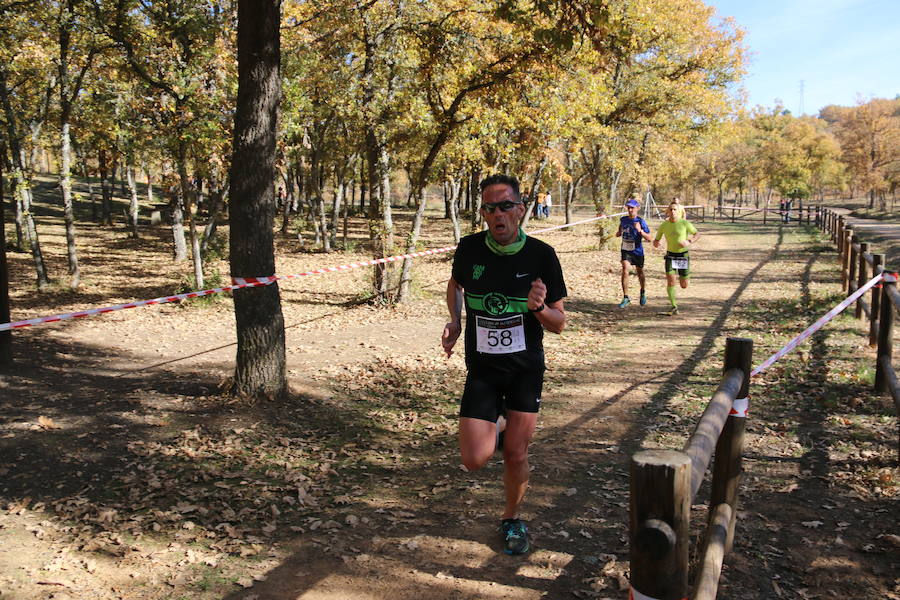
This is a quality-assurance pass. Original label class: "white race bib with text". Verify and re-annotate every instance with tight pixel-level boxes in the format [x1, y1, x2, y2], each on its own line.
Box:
[475, 315, 527, 354]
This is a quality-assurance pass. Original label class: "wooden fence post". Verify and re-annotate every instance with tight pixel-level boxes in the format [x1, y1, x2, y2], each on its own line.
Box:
[630, 450, 692, 600]
[856, 242, 868, 319]
[875, 275, 895, 394]
[762, 205, 767, 224]
[836, 216, 844, 248]
[710, 337, 752, 553]
[870, 254, 884, 347]
[848, 234, 858, 295]
[798, 199, 803, 225]
[841, 227, 853, 291]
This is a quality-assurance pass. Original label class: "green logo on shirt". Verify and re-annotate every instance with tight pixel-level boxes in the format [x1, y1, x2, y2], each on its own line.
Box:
[483, 292, 509, 315]
[472, 264, 485, 280]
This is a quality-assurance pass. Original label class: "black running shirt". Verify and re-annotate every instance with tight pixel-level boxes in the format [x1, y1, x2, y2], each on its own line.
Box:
[451, 231, 567, 373]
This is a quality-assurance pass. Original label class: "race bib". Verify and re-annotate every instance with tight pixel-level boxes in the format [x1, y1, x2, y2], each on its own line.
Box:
[622, 240, 635, 251]
[475, 315, 527, 354]
[671, 257, 689, 270]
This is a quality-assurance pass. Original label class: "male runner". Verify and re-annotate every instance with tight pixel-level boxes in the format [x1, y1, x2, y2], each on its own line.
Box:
[441, 174, 567, 556]
[615, 198, 651, 308]
[653, 200, 700, 315]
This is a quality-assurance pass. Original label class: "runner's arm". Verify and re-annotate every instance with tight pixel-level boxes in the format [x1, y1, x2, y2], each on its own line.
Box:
[442, 277, 464, 357]
[637, 221, 652, 241]
[680, 228, 700, 247]
[527, 278, 565, 334]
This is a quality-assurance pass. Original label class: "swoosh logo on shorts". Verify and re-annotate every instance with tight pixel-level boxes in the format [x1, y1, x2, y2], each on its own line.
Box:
[516, 272, 530, 278]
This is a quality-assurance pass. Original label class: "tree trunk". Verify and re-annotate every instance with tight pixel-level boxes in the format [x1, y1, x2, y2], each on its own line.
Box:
[200, 180, 223, 258]
[98, 149, 113, 225]
[177, 140, 203, 288]
[0, 145, 11, 365]
[83, 161, 97, 222]
[169, 185, 188, 261]
[1, 72, 48, 285]
[228, 0, 286, 399]
[280, 164, 292, 236]
[448, 176, 462, 243]
[145, 165, 154, 205]
[57, 2, 81, 290]
[330, 178, 343, 249]
[470, 167, 482, 231]
[60, 121, 81, 288]
[520, 156, 548, 229]
[126, 163, 140, 239]
[397, 185, 428, 302]
[608, 167, 621, 209]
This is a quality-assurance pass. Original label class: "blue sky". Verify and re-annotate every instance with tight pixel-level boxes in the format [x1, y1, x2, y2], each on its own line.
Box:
[705, 0, 900, 115]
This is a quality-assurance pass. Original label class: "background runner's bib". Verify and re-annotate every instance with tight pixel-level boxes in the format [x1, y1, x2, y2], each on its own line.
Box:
[475, 315, 526, 354]
[671, 257, 689, 270]
[622, 240, 635, 251]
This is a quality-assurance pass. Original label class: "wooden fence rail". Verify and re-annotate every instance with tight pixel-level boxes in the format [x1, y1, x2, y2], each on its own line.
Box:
[629, 337, 752, 600]
[819, 207, 900, 461]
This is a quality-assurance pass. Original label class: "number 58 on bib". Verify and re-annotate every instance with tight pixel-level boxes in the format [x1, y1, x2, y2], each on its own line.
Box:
[475, 315, 527, 354]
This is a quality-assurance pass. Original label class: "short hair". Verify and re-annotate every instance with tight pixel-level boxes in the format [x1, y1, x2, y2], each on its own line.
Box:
[479, 174, 520, 200]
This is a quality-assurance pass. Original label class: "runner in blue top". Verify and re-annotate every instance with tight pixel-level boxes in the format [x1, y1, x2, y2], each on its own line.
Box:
[615, 198, 652, 308]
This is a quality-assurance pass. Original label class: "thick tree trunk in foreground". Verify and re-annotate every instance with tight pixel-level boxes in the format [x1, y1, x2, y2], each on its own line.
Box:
[228, 0, 286, 399]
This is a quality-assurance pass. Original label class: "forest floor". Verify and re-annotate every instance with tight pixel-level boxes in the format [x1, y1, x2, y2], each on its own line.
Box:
[1, 186, 898, 599]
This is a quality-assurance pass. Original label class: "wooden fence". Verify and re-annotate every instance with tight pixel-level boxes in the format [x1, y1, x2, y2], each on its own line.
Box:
[712, 203, 818, 225]
[629, 337, 752, 600]
[628, 207, 899, 599]
[819, 208, 900, 461]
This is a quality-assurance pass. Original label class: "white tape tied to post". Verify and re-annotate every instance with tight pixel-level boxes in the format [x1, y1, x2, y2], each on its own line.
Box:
[730, 397, 749, 417]
[0, 212, 621, 332]
[750, 272, 884, 377]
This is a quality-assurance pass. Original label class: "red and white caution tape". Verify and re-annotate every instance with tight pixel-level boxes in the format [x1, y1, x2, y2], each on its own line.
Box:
[0, 213, 621, 332]
[0, 282, 264, 332]
[730, 397, 749, 417]
[750, 272, 885, 377]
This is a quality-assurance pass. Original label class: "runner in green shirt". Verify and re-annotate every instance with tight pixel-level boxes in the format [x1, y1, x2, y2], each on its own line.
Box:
[653, 201, 700, 315]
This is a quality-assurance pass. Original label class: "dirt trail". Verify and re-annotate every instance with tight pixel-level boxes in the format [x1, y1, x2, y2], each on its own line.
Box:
[2, 217, 897, 599]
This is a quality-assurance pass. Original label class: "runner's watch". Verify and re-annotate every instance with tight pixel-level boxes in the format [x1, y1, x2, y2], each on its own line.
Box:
[530, 304, 545, 313]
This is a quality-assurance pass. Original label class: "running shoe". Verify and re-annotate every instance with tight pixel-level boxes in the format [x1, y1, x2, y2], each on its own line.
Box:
[667, 306, 679, 316]
[639, 291, 647, 306]
[618, 296, 631, 308]
[495, 414, 506, 453]
[500, 518, 530, 555]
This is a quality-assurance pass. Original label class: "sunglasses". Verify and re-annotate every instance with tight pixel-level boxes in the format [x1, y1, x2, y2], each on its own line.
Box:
[481, 200, 523, 213]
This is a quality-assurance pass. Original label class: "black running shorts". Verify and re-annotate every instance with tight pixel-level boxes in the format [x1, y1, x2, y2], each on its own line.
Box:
[459, 368, 545, 422]
[620, 250, 645, 268]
